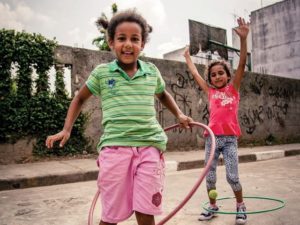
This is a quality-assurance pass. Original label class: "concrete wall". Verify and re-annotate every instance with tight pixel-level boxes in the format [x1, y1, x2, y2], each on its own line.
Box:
[251, 0, 300, 79]
[55, 45, 300, 151]
[0, 139, 36, 164]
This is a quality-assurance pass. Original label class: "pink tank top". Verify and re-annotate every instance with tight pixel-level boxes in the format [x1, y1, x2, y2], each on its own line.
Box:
[204, 84, 241, 136]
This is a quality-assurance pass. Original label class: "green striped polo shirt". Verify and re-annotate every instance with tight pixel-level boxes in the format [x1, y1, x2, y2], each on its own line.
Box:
[86, 59, 168, 152]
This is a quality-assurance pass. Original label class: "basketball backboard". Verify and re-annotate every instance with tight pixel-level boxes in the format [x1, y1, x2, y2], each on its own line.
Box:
[189, 19, 228, 59]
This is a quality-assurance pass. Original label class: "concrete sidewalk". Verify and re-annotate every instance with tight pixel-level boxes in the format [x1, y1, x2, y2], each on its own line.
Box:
[0, 143, 299, 191]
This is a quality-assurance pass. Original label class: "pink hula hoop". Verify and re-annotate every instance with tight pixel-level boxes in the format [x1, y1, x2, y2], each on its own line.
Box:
[88, 122, 216, 225]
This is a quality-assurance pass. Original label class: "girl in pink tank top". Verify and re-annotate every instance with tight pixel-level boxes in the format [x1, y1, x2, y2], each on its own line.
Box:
[184, 17, 249, 225]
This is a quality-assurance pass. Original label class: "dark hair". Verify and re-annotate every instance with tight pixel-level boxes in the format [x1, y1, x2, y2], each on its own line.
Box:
[98, 9, 152, 43]
[206, 60, 231, 85]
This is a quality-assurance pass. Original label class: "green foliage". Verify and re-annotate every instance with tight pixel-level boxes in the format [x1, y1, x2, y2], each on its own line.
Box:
[111, 3, 118, 13]
[0, 29, 14, 98]
[54, 66, 68, 99]
[93, 3, 118, 51]
[0, 29, 91, 156]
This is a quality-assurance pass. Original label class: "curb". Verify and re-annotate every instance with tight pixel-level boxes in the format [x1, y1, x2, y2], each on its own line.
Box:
[254, 150, 284, 161]
[0, 149, 299, 191]
[0, 170, 99, 191]
[171, 149, 300, 172]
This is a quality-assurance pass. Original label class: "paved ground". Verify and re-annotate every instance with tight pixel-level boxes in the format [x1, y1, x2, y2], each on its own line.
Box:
[0, 143, 299, 191]
[0, 156, 299, 225]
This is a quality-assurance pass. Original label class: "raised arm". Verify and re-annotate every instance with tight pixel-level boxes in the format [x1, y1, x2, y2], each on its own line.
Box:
[183, 46, 209, 95]
[233, 17, 249, 91]
[46, 84, 92, 148]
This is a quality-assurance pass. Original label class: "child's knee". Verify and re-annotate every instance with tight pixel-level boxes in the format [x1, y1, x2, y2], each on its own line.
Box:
[227, 176, 242, 191]
[135, 211, 155, 225]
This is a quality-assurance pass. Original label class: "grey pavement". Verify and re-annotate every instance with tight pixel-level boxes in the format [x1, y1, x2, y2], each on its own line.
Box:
[1, 156, 299, 225]
[0, 143, 300, 191]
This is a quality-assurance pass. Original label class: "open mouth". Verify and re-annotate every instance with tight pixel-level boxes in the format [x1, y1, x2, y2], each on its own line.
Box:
[122, 51, 133, 55]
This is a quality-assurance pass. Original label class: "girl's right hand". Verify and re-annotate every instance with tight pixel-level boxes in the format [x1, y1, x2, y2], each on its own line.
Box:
[45, 130, 70, 148]
[183, 45, 190, 58]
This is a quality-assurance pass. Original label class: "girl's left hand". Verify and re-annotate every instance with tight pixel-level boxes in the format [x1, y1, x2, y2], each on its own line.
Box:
[178, 114, 193, 129]
[234, 17, 250, 40]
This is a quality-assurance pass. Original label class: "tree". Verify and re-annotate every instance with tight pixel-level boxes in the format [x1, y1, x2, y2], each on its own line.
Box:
[93, 3, 118, 51]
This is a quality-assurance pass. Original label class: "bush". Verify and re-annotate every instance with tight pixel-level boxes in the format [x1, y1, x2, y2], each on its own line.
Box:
[0, 29, 91, 156]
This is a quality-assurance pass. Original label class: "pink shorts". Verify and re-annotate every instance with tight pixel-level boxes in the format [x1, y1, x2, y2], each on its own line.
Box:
[97, 146, 165, 223]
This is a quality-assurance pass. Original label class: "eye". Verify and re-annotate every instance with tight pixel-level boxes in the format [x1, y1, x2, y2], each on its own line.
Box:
[131, 37, 140, 42]
[218, 71, 225, 76]
[117, 36, 126, 41]
[211, 73, 216, 77]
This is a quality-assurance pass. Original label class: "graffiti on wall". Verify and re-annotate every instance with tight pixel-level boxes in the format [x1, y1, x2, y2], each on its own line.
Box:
[240, 75, 295, 134]
[155, 70, 204, 133]
[202, 104, 209, 125]
[157, 70, 296, 136]
[170, 71, 194, 133]
[54, 46, 300, 150]
[240, 106, 264, 134]
[249, 75, 265, 95]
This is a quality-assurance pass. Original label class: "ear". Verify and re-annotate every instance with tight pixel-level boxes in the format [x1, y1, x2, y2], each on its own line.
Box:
[108, 39, 114, 50]
[227, 76, 231, 83]
[141, 41, 145, 51]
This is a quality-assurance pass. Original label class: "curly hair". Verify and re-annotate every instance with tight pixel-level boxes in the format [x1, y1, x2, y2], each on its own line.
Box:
[98, 9, 152, 43]
[206, 60, 232, 85]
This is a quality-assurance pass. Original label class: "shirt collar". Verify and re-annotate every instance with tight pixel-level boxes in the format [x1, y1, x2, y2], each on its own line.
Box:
[108, 59, 151, 78]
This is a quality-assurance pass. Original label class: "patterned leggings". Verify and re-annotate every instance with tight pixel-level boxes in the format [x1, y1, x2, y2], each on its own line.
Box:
[205, 136, 242, 192]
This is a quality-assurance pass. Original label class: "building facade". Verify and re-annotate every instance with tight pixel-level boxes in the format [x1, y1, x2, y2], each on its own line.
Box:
[250, 0, 300, 79]
[166, 0, 299, 79]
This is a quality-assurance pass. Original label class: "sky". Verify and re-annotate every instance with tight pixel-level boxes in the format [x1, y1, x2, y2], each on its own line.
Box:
[0, 0, 282, 59]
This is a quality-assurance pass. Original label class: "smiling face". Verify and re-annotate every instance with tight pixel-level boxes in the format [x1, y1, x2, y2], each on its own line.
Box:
[109, 21, 144, 68]
[209, 64, 231, 89]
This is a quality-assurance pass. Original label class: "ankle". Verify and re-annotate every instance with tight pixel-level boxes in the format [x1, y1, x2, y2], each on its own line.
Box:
[236, 201, 245, 208]
[210, 203, 217, 208]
